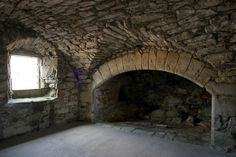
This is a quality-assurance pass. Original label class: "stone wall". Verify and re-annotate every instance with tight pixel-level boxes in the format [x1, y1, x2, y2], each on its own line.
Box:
[92, 49, 236, 149]
[0, 52, 80, 139]
[93, 75, 132, 122]
[93, 71, 211, 126]
[1, 0, 235, 74]
[0, 21, 83, 139]
[0, 1, 235, 150]
[0, 48, 8, 106]
[211, 84, 236, 150]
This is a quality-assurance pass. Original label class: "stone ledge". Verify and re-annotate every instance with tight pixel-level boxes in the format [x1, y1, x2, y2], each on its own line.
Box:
[7, 96, 57, 105]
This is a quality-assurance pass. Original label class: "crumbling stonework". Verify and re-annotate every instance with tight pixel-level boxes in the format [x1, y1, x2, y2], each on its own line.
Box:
[0, 0, 235, 151]
[0, 52, 80, 139]
[0, 48, 8, 106]
[0, 0, 235, 78]
[0, 22, 80, 139]
[93, 71, 211, 127]
[91, 47, 236, 149]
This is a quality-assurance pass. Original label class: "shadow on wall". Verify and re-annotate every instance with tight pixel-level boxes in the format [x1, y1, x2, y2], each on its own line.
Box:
[93, 70, 211, 127]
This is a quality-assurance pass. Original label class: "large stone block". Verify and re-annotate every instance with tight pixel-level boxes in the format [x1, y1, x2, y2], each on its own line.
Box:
[141, 51, 149, 70]
[151, 109, 165, 122]
[148, 48, 156, 70]
[99, 63, 112, 80]
[213, 94, 236, 149]
[80, 91, 91, 103]
[156, 50, 168, 71]
[0, 80, 7, 92]
[115, 57, 124, 73]
[122, 54, 130, 72]
[133, 51, 142, 70]
[3, 125, 32, 138]
[107, 58, 118, 76]
[0, 92, 7, 105]
[165, 52, 179, 73]
[185, 58, 205, 82]
[127, 52, 136, 71]
[92, 70, 103, 85]
[214, 95, 236, 116]
[206, 82, 236, 96]
[196, 67, 214, 87]
[175, 52, 192, 74]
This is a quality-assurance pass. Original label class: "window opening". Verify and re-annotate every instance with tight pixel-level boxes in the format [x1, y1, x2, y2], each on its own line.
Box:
[10, 55, 40, 90]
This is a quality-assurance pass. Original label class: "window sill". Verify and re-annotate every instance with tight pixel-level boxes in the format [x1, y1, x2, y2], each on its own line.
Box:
[7, 96, 57, 104]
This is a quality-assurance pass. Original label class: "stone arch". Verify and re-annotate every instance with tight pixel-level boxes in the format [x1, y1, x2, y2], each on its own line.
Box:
[7, 37, 56, 57]
[90, 47, 221, 144]
[90, 47, 219, 145]
[90, 47, 236, 149]
[6, 37, 58, 92]
[92, 47, 215, 94]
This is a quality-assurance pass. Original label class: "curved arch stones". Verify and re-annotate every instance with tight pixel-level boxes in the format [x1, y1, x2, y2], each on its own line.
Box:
[92, 47, 214, 92]
[91, 47, 236, 149]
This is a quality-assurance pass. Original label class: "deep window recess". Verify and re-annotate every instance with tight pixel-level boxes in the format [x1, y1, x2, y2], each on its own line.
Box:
[9, 54, 58, 100]
[10, 55, 40, 90]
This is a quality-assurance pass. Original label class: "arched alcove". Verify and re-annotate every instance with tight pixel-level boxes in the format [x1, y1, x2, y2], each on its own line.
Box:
[89, 47, 236, 149]
[92, 47, 215, 92]
[91, 47, 216, 145]
[92, 70, 212, 145]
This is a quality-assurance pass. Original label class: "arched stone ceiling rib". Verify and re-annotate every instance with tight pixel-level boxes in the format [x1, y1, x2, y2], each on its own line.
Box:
[0, 0, 235, 81]
[7, 37, 57, 56]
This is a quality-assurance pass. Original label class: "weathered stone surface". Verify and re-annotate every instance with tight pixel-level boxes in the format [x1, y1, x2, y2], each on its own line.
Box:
[0, 0, 236, 150]
[204, 52, 234, 68]
[99, 63, 112, 80]
[93, 70, 211, 132]
[126, 53, 136, 71]
[0, 0, 234, 74]
[141, 51, 149, 70]
[185, 59, 205, 82]
[122, 54, 130, 72]
[213, 94, 236, 149]
[175, 53, 192, 74]
[197, 67, 214, 87]
[176, 6, 195, 20]
[165, 52, 179, 73]
[198, 0, 223, 8]
[80, 91, 91, 103]
[133, 51, 142, 70]
[107, 59, 119, 76]
[0, 51, 79, 139]
[156, 50, 168, 71]
[206, 82, 236, 96]
[93, 70, 103, 85]
[148, 48, 156, 70]
[151, 109, 166, 122]
[115, 57, 124, 73]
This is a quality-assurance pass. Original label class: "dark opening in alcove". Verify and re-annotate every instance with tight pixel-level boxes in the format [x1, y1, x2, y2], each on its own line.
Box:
[93, 70, 211, 145]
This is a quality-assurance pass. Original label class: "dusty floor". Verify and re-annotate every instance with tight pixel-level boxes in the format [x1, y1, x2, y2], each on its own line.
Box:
[107, 121, 211, 145]
[0, 123, 235, 157]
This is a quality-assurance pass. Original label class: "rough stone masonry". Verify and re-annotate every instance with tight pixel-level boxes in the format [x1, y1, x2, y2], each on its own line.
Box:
[0, 0, 236, 151]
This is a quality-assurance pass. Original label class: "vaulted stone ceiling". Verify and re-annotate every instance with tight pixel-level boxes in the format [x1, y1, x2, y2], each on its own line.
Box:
[0, 0, 235, 77]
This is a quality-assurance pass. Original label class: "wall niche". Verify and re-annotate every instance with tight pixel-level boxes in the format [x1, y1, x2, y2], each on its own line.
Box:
[93, 70, 212, 145]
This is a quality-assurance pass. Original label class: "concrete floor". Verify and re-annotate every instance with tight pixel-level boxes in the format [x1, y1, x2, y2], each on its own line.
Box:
[0, 124, 235, 157]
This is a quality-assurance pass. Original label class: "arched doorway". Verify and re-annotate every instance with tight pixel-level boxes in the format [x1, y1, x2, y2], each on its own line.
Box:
[93, 70, 212, 145]
[90, 47, 236, 149]
[91, 48, 215, 145]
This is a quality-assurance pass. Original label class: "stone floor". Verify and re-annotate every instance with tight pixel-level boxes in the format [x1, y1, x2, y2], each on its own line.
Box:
[0, 123, 235, 157]
[103, 121, 211, 145]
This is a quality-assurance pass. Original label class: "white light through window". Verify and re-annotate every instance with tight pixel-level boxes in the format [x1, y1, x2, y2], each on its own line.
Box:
[10, 55, 40, 90]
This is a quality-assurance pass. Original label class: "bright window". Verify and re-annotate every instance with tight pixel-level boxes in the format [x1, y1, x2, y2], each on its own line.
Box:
[10, 55, 40, 90]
